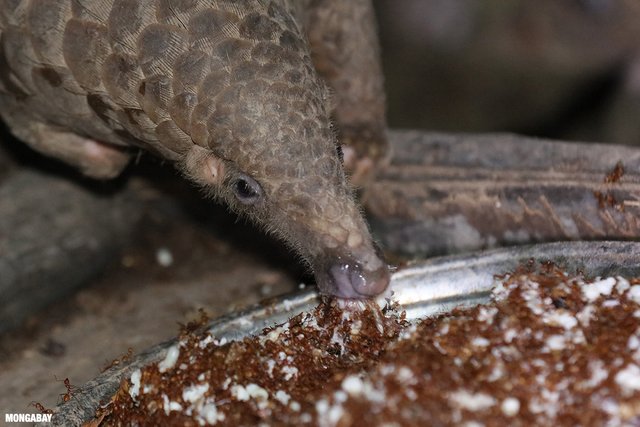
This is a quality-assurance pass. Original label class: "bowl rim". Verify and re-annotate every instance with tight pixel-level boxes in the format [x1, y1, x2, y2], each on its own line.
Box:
[44, 240, 640, 426]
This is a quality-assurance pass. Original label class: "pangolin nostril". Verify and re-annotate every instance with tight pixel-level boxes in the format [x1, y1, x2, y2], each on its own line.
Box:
[325, 260, 390, 299]
[352, 264, 390, 296]
[329, 262, 364, 296]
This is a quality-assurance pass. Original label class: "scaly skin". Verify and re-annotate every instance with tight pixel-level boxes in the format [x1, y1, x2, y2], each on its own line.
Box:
[0, 0, 389, 298]
[301, 0, 389, 186]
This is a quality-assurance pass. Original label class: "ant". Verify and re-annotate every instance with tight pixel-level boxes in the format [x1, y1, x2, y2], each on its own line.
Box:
[54, 375, 78, 403]
[178, 309, 210, 337]
[101, 347, 134, 372]
[121, 347, 133, 362]
[30, 401, 54, 415]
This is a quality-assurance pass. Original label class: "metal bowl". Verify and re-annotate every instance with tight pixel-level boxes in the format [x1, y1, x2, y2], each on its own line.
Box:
[45, 241, 640, 426]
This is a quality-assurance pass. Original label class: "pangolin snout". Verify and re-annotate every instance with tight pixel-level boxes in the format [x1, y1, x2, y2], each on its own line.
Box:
[317, 255, 390, 299]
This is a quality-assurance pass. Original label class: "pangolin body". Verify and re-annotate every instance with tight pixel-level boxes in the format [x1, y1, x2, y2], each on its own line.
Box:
[0, 0, 390, 298]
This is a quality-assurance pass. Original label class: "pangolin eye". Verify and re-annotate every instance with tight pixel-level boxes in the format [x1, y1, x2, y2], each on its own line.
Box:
[232, 174, 263, 205]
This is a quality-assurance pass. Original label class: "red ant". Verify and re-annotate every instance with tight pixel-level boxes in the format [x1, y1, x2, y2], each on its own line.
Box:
[30, 401, 54, 415]
[54, 375, 78, 403]
[121, 347, 133, 362]
[101, 347, 134, 372]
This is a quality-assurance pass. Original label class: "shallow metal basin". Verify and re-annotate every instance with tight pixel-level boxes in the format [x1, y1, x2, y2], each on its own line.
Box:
[45, 241, 640, 426]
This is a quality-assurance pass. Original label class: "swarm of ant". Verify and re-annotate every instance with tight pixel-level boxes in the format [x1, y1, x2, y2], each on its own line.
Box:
[91, 310, 212, 425]
[29, 309, 214, 424]
[29, 343, 139, 424]
[177, 308, 211, 339]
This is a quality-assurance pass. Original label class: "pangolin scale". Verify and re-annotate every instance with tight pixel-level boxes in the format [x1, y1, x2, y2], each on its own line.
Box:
[0, 0, 390, 298]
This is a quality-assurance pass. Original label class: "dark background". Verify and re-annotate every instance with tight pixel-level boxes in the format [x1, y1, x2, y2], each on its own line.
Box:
[374, 0, 640, 144]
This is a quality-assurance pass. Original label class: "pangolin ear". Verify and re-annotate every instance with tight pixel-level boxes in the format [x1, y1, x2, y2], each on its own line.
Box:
[182, 145, 226, 187]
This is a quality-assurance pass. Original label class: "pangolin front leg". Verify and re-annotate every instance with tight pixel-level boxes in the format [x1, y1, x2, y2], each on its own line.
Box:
[8, 120, 131, 179]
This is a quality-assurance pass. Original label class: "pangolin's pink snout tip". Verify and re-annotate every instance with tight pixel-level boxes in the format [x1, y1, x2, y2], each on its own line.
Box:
[318, 259, 390, 299]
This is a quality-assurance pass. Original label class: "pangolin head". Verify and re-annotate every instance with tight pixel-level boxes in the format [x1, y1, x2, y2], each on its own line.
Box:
[181, 76, 390, 298]
[163, 3, 390, 298]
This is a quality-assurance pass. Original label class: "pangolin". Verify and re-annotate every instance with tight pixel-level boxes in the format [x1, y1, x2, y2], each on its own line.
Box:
[0, 0, 390, 298]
